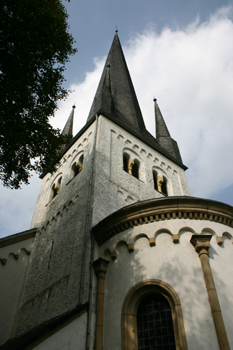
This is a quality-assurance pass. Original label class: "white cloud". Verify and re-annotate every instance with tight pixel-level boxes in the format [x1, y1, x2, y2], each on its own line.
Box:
[1, 7, 233, 238]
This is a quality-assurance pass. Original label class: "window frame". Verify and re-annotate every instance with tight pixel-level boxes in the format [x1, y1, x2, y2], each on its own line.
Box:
[121, 279, 188, 350]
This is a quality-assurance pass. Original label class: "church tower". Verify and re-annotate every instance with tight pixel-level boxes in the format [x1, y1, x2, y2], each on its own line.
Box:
[1, 32, 232, 350]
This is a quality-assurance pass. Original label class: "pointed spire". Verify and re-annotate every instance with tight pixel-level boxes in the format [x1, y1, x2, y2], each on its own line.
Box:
[87, 32, 146, 133]
[85, 33, 186, 169]
[154, 98, 171, 138]
[62, 104, 75, 139]
[61, 104, 76, 150]
[154, 98, 183, 163]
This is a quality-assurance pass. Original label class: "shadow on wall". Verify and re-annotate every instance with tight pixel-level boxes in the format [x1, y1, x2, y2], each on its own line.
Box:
[102, 229, 232, 349]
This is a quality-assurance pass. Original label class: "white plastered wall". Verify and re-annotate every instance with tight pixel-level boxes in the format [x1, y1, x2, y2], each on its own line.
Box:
[98, 219, 233, 350]
[0, 236, 35, 345]
[26, 312, 87, 350]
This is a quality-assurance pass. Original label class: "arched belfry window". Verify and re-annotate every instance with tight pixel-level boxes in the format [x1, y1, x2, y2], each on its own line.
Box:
[161, 177, 168, 196]
[121, 280, 188, 350]
[52, 176, 62, 199]
[132, 159, 139, 179]
[71, 154, 84, 179]
[153, 171, 158, 191]
[123, 153, 130, 173]
[154, 173, 168, 196]
[137, 294, 176, 349]
[123, 152, 140, 180]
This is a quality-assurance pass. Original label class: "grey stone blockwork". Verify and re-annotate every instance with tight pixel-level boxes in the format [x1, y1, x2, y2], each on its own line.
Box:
[12, 125, 95, 337]
[92, 115, 189, 226]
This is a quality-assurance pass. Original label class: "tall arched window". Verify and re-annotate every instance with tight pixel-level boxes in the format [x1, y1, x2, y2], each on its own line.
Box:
[157, 176, 168, 196]
[121, 280, 188, 350]
[123, 153, 129, 172]
[132, 159, 139, 179]
[52, 176, 62, 199]
[137, 294, 176, 349]
[153, 171, 158, 191]
[123, 153, 140, 180]
[161, 176, 168, 196]
[71, 154, 84, 179]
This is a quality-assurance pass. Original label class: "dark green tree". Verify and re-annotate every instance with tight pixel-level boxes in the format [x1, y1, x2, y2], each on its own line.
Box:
[0, 0, 77, 188]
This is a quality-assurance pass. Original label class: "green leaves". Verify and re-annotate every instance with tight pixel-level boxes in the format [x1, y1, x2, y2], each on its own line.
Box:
[0, 0, 77, 188]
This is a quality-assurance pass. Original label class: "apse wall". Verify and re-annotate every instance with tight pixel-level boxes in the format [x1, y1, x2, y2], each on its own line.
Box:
[97, 218, 233, 349]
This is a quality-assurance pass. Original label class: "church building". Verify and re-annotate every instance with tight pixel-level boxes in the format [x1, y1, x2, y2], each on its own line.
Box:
[0, 32, 233, 350]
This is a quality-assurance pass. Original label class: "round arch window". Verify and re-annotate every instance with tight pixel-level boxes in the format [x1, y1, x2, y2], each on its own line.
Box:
[137, 294, 176, 350]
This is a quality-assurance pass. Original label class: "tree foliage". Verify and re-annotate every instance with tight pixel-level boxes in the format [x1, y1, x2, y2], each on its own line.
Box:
[0, 0, 77, 188]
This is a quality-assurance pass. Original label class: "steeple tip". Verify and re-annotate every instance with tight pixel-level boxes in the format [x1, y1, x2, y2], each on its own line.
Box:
[62, 104, 75, 140]
[154, 100, 183, 164]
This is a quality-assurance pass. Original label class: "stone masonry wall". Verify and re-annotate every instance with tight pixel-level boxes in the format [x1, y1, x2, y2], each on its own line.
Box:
[92, 115, 189, 227]
[11, 124, 95, 337]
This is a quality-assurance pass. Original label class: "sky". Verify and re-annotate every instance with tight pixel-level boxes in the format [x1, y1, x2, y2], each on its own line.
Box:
[1, 0, 233, 238]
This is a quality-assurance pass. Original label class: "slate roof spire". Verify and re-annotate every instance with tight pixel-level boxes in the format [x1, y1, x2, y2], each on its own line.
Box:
[61, 104, 76, 149]
[154, 98, 182, 163]
[62, 104, 75, 138]
[86, 33, 186, 168]
[87, 32, 146, 133]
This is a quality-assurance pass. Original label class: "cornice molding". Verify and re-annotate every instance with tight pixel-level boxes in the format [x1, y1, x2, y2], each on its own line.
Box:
[92, 196, 233, 245]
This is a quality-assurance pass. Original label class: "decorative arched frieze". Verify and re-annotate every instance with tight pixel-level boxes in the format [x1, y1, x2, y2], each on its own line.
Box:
[201, 227, 216, 235]
[117, 134, 124, 140]
[0, 248, 31, 266]
[155, 228, 172, 241]
[121, 279, 188, 350]
[222, 231, 233, 241]
[115, 240, 128, 251]
[125, 139, 132, 145]
[178, 227, 195, 238]
[92, 197, 233, 246]
[201, 228, 223, 245]
[133, 233, 149, 244]
[42, 194, 78, 232]
[103, 248, 111, 260]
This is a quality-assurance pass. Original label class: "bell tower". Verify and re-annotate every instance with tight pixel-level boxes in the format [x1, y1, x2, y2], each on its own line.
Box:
[11, 32, 190, 340]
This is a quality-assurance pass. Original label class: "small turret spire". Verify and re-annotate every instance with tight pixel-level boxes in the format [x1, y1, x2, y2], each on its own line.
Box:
[154, 98, 183, 163]
[154, 98, 170, 138]
[62, 104, 76, 139]
[61, 104, 76, 150]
